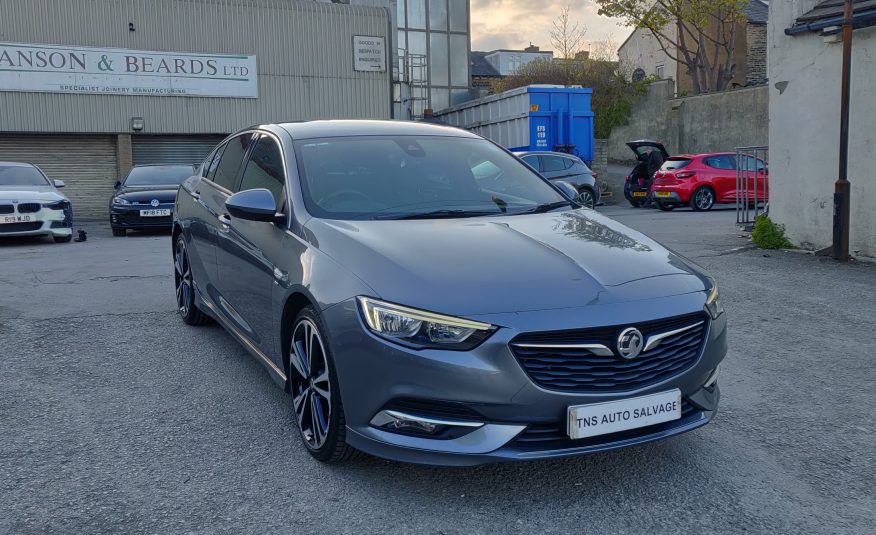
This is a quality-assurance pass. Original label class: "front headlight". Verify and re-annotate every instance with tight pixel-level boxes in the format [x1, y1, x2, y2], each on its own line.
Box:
[357, 297, 495, 350]
[705, 283, 724, 320]
[113, 196, 130, 206]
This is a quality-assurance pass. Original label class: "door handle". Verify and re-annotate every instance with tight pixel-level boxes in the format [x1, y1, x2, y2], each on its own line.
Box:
[191, 190, 201, 202]
[218, 214, 232, 227]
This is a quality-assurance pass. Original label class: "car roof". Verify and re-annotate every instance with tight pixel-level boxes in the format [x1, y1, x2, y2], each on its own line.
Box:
[0, 161, 37, 168]
[130, 164, 196, 168]
[275, 119, 478, 140]
[512, 151, 578, 157]
[669, 152, 736, 159]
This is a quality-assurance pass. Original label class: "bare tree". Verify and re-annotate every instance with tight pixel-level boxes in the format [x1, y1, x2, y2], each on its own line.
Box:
[596, 0, 747, 94]
[550, 6, 588, 85]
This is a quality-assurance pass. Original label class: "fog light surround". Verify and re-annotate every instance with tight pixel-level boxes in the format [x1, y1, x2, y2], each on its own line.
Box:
[370, 410, 484, 437]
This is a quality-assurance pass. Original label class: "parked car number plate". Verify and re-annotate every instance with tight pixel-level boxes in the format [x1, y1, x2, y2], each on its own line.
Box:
[632, 191, 647, 197]
[1, 215, 33, 224]
[655, 191, 672, 197]
[567, 389, 681, 439]
[140, 209, 171, 217]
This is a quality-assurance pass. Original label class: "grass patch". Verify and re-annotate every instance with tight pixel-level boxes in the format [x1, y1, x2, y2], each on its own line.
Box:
[751, 214, 794, 249]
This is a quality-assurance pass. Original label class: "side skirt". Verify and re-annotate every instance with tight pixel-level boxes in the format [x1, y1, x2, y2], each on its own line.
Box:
[196, 288, 288, 388]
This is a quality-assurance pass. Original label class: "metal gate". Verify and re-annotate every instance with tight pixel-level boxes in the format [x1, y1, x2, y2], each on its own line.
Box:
[0, 135, 118, 218]
[735, 146, 769, 225]
[132, 135, 225, 166]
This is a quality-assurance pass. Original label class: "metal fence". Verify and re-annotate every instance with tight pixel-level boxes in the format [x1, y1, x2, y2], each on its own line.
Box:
[735, 146, 769, 225]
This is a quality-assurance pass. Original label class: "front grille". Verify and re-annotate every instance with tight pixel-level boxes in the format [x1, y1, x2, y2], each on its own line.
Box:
[513, 399, 698, 448]
[17, 203, 41, 213]
[0, 222, 42, 233]
[0, 204, 12, 214]
[510, 312, 708, 393]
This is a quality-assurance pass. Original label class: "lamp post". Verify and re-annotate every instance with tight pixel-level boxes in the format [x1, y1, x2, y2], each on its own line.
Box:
[833, 0, 853, 261]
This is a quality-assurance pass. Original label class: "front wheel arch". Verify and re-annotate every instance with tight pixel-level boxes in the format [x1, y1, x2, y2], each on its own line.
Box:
[280, 291, 320, 391]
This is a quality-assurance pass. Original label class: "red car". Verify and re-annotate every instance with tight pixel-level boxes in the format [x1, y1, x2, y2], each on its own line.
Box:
[650, 152, 768, 211]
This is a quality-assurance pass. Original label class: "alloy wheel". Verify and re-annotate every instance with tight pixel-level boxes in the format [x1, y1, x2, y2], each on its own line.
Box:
[694, 188, 714, 210]
[578, 189, 595, 208]
[290, 319, 332, 450]
[174, 240, 192, 316]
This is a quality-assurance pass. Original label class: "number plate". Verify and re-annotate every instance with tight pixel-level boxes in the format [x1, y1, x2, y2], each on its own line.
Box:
[655, 191, 672, 197]
[632, 191, 647, 198]
[567, 389, 681, 439]
[1, 215, 33, 224]
[139, 209, 171, 217]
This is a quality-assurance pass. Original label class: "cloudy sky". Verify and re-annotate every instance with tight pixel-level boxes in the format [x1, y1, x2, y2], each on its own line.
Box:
[469, 0, 632, 53]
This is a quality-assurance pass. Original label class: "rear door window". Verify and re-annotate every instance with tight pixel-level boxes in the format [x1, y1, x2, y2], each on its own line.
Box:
[237, 135, 286, 206]
[540, 155, 570, 173]
[212, 134, 255, 191]
[703, 156, 735, 170]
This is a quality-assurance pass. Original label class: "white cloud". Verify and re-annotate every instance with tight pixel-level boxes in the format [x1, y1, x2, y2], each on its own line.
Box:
[470, 0, 633, 53]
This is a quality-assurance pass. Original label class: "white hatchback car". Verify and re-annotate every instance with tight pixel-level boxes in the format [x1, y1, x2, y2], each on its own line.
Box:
[0, 162, 73, 243]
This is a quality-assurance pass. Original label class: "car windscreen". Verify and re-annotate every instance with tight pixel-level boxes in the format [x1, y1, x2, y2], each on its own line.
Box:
[0, 165, 50, 186]
[123, 166, 194, 187]
[293, 136, 568, 220]
[659, 158, 692, 171]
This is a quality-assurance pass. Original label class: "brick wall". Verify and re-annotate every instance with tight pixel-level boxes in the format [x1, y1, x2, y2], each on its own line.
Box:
[591, 139, 613, 201]
[746, 24, 768, 85]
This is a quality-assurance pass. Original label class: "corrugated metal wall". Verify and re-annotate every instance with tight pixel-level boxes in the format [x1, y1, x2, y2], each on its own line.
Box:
[0, 136, 118, 217]
[132, 136, 225, 166]
[0, 0, 392, 134]
[437, 88, 532, 149]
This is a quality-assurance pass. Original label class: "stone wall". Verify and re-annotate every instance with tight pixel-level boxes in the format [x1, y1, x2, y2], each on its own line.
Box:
[607, 79, 768, 162]
[746, 24, 768, 85]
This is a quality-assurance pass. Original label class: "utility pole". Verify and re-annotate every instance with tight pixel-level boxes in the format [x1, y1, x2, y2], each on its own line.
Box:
[833, 0, 853, 261]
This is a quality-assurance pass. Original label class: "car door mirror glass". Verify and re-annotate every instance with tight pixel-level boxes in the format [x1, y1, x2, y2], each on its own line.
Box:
[53, 179, 65, 188]
[225, 188, 280, 222]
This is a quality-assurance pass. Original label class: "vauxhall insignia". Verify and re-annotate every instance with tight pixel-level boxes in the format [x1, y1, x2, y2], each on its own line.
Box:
[617, 327, 644, 360]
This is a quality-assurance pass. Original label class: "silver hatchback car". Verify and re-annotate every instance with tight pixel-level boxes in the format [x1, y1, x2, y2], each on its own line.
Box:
[173, 120, 726, 466]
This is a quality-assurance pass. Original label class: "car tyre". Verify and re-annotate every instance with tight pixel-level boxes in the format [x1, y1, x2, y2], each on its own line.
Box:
[53, 234, 73, 243]
[174, 236, 211, 326]
[656, 201, 675, 211]
[690, 187, 715, 211]
[288, 307, 360, 463]
[577, 187, 596, 209]
[112, 228, 126, 237]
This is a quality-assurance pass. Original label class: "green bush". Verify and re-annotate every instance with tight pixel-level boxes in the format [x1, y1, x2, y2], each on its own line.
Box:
[751, 215, 794, 249]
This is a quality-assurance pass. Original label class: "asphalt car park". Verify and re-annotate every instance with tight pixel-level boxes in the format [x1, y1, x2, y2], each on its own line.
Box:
[1, 207, 874, 533]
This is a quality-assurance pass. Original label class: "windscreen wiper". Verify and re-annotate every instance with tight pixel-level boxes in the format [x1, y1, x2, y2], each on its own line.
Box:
[374, 209, 500, 220]
[516, 201, 572, 215]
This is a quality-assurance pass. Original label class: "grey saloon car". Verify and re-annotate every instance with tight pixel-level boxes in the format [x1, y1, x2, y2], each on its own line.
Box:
[173, 120, 726, 466]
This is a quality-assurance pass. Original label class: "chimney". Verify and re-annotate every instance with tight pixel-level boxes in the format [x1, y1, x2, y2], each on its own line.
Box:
[524, 43, 540, 53]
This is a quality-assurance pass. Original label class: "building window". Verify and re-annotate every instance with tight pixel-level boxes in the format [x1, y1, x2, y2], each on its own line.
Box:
[429, 0, 448, 32]
[407, 0, 426, 29]
[655, 64, 664, 79]
[448, 0, 468, 32]
[429, 32, 449, 85]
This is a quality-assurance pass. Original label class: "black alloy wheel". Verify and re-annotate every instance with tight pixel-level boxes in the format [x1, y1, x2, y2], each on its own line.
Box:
[288, 307, 358, 463]
[174, 236, 210, 325]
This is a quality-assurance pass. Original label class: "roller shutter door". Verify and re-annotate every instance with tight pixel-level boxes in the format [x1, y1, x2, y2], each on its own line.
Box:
[132, 135, 225, 167]
[0, 135, 117, 219]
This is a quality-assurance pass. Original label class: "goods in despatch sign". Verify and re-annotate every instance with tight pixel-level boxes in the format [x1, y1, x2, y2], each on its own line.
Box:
[0, 42, 258, 98]
[353, 36, 386, 72]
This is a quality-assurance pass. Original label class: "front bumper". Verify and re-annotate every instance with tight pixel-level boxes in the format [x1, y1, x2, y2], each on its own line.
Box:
[110, 205, 174, 229]
[0, 204, 73, 238]
[323, 293, 728, 466]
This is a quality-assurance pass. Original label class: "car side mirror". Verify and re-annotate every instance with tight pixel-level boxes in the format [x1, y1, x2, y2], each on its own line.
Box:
[225, 188, 284, 224]
[554, 180, 581, 204]
[53, 179, 65, 188]
[114, 181, 122, 189]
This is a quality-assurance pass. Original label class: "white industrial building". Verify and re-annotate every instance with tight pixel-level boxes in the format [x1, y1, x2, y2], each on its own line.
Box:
[769, 0, 875, 257]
